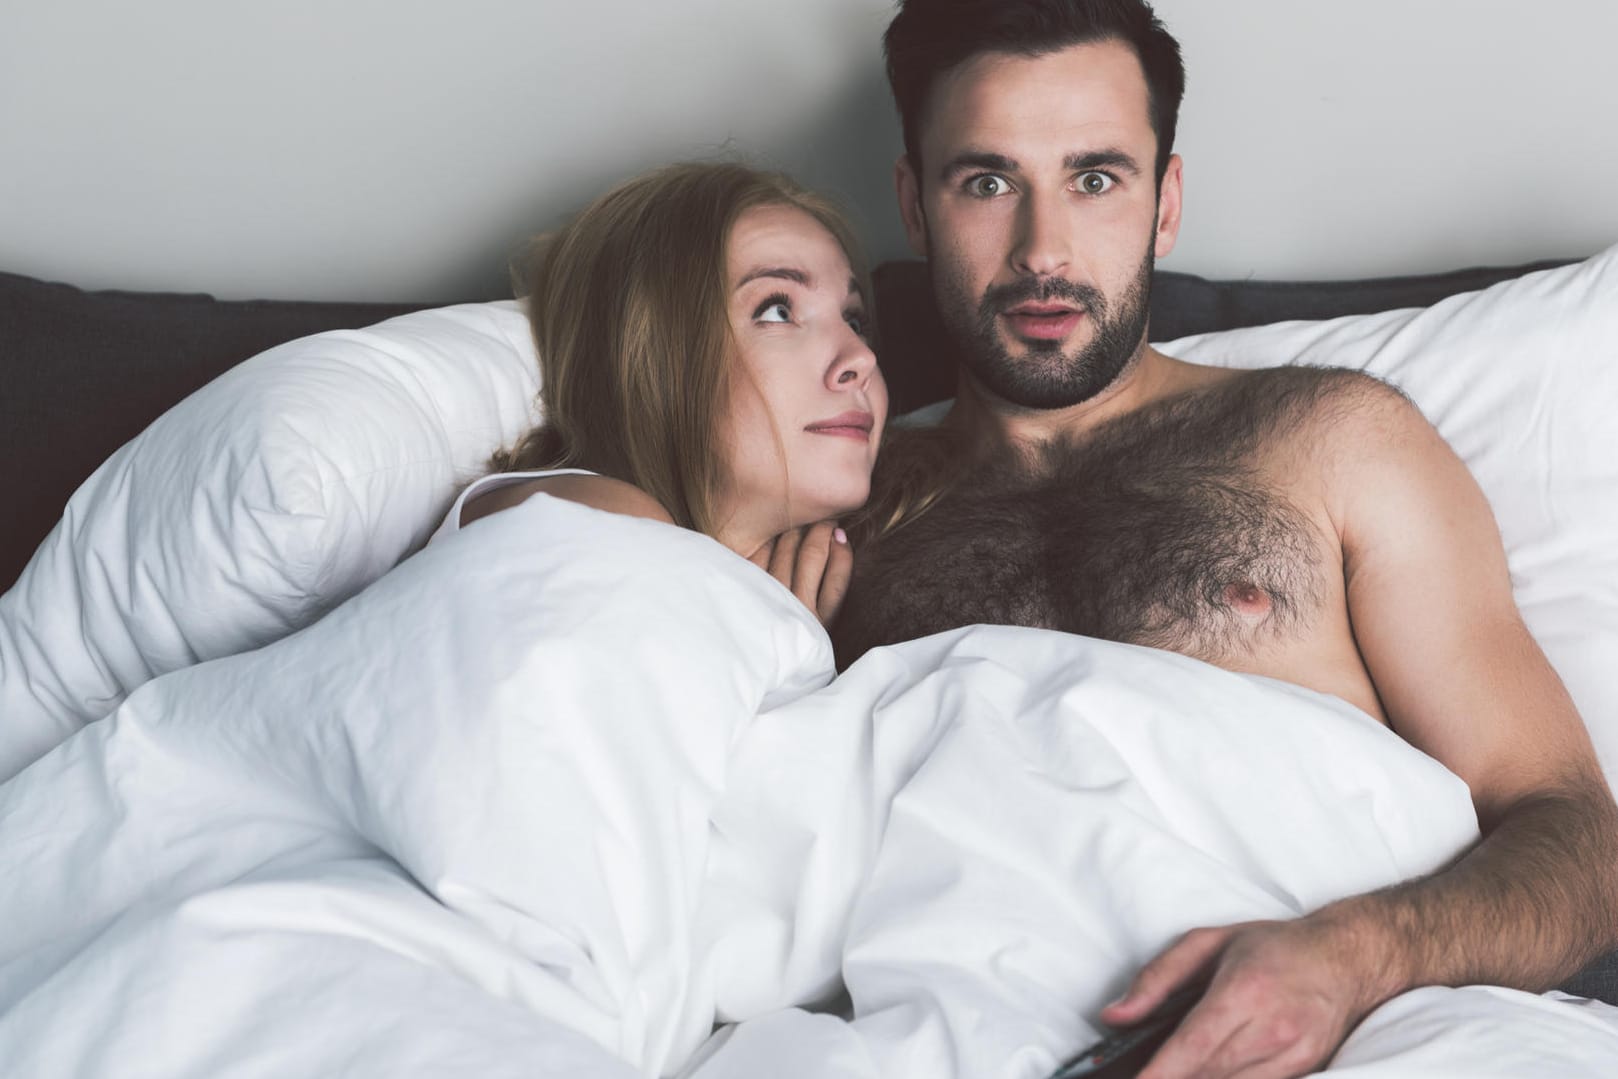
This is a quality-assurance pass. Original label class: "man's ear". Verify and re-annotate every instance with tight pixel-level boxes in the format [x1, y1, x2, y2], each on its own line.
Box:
[895, 154, 929, 257]
[1154, 153, 1184, 260]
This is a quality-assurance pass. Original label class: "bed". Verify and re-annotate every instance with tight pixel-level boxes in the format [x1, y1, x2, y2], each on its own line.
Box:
[2, 250, 1617, 1076]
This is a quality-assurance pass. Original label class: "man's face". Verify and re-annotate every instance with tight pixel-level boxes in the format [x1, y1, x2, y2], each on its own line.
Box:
[898, 41, 1182, 410]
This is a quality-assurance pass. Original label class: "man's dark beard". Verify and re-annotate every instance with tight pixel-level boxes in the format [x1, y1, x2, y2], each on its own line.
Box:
[934, 244, 1155, 410]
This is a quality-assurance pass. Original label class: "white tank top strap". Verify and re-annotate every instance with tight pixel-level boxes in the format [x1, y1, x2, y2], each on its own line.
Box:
[429, 468, 599, 545]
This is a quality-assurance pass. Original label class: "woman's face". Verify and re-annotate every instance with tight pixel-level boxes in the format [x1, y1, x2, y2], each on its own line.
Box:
[717, 203, 887, 544]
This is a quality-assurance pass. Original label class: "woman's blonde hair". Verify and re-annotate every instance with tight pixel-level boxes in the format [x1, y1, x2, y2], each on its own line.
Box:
[493, 162, 870, 537]
[843, 422, 963, 546]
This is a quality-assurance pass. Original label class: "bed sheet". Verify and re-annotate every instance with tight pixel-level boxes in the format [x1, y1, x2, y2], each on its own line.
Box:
[1, 495, 1613, 1077]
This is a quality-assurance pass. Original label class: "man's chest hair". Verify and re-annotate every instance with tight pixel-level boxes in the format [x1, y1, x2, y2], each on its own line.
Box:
[835, 366, 1375, 668]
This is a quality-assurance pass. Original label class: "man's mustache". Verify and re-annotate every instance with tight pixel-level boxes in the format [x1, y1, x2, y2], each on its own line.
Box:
[983, 276, 1106, 312]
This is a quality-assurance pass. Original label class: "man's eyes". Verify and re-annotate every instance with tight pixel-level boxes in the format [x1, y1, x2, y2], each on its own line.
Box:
[965, 173, 1013, 198]
[961, 171, 1117, 198]
[1075, 171, 1116, 195]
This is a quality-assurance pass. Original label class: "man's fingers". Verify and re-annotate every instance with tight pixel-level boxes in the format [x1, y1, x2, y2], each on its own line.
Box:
[1222, 1054, 1308, 1079]
[1224, 1024, 1337, 1079]
[1117, 919, 1354, 1079]
[1137, 941, 1341, 1079]
[1164, 1014, 1319, 1079]
[1137, 1005, 1258, 1079]
[816, 527, 854, 624]
[1102, 925, 1234, 1025]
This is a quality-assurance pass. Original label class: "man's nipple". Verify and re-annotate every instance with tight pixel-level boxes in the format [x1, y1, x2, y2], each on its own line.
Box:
[1223, 581, 1273, 622]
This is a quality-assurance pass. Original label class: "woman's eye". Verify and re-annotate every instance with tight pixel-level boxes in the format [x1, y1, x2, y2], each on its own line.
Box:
[1076, 171, 1115, 195]
[755, 299, 792, 323]
[967, 174, 1011, 198]
[845, 312, 867, 338]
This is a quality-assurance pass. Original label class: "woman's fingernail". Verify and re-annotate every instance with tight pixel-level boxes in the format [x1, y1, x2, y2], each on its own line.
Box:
[834, 528, 848, 544]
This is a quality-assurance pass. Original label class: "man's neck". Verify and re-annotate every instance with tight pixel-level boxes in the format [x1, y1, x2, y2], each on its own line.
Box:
[946, 345, 1197, 457]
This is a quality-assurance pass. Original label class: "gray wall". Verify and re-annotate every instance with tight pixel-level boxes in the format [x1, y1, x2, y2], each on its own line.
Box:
[3, 0, 1614, 301]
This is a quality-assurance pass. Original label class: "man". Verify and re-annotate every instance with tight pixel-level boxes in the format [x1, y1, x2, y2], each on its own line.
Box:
[834, 2, 1618, 1077]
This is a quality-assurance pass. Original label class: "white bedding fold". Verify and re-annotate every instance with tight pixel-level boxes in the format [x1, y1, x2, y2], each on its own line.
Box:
[689, 628, 1491, 1077]
[1, 493, 1613, 1077]
[0, 495, 831, 1075]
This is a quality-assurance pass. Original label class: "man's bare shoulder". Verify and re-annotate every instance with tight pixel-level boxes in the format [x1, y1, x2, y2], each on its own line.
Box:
[1203, 365, 1422, 460]
[1061, 364, 1409, 476]
[1216, 363, 1408, 418]
[1274, 366, 1435, 472]
[1224, 366, 1472, 557]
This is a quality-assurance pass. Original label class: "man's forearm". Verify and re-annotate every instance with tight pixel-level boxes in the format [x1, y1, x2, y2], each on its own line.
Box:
[1325, 782, 1618, 1001]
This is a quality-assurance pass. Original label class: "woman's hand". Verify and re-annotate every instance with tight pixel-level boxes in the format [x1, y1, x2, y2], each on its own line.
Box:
[748, 521, 854, 626]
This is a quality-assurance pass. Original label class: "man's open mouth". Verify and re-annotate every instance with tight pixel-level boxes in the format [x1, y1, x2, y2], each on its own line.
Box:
[1002, 303, 1085, 341]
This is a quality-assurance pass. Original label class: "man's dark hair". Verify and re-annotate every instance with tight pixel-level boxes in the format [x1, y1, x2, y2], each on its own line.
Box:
[884, 0, 1187, 183]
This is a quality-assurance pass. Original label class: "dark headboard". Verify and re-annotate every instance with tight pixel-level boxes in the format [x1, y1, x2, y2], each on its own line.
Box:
[0, 272, 437, 590]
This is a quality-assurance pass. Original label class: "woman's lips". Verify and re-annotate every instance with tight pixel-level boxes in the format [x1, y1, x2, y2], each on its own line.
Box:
[1003, 305, 1084, 341]
[805, 411, 874, 441]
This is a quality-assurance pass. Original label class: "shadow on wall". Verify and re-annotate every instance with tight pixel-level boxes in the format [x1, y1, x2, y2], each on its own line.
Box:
[439, 63, 907, 304]
[785, 60, 912, 272]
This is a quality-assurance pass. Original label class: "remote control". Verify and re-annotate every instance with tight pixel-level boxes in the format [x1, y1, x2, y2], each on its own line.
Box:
[1046, 983, 1206, 1079]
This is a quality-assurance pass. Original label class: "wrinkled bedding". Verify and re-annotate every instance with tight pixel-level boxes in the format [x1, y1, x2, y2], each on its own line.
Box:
[2, 494, 1614, 1077]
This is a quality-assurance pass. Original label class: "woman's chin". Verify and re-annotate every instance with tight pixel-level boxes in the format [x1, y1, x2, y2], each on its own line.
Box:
[794, 488, 870, 525]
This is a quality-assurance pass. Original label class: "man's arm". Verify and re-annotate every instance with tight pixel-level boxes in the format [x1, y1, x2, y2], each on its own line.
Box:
[1108, 374, 1618, 1079]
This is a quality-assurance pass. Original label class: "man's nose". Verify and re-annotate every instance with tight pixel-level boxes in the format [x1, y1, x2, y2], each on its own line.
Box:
[1010, 189, 1073, 278]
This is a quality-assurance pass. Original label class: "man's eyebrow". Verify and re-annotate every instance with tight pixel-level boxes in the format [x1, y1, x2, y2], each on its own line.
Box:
[939, 151, 1019, 182]
[939, 149, 1143, 181]
[1066, 149, 1143, 176]
[735, 266, 811, 291]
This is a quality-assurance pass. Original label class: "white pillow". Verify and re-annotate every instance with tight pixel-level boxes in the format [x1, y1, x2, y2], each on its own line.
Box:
[1157, 245, 1618, 790]
[0, 301, 540, 781]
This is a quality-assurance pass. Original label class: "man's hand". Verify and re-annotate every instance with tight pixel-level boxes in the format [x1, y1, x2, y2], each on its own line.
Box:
[1103, 915, 1387, 1079]
[748, 521, 854, 626]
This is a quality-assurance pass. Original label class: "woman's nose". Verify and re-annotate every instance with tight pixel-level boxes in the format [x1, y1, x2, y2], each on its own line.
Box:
[830, 328, 878, 388]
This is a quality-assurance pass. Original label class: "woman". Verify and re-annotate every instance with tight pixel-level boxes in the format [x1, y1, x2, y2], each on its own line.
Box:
[433, 163, 887, 626]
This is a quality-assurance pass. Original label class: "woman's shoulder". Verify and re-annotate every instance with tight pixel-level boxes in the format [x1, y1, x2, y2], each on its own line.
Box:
[455, 469, 674, 531]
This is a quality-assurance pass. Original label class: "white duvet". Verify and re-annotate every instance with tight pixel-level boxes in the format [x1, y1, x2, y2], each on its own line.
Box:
[1, 494, 1614, 1078]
